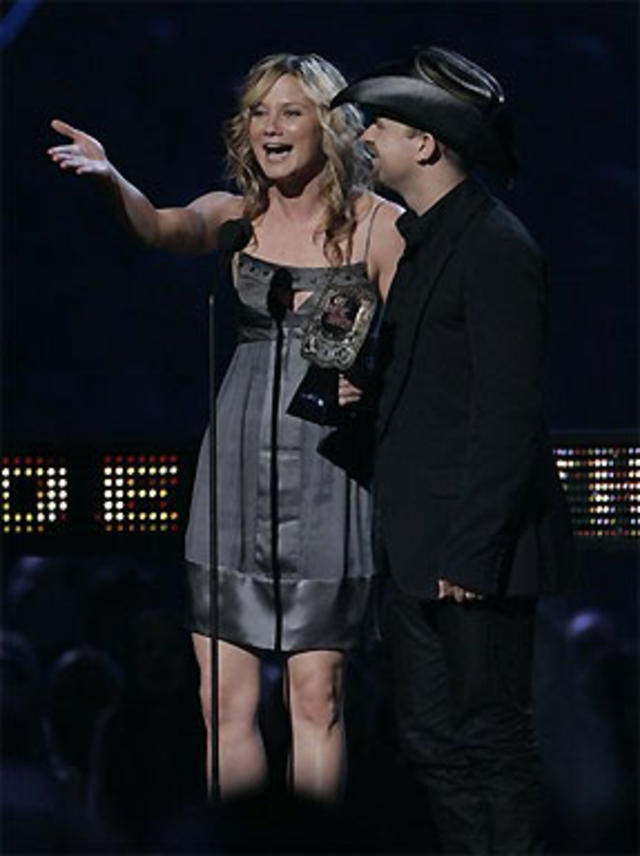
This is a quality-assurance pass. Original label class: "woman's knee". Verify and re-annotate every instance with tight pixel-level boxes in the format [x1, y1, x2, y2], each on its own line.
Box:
[219, 679, 260, 732]
[193, 638, 260, 734]
[288, 663, 343, 731]
[197, 675, 260, 735]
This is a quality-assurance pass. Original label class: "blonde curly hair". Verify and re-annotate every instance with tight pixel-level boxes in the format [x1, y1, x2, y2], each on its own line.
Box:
[224, 53, 371, 265]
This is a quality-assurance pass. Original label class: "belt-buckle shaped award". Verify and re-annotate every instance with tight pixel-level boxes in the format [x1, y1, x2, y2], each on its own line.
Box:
[288, 280, 378, 426]
[301, 280, 377, 370]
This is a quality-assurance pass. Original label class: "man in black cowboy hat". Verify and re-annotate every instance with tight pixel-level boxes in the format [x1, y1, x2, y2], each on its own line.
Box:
[333, 47, 576, 853]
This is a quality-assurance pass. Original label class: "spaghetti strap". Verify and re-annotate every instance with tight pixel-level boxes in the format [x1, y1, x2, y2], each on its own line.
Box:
[364, 200, 385, 263]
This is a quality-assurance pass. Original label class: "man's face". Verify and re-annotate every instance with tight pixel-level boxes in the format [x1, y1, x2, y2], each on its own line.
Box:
[361, 116, 421, 193]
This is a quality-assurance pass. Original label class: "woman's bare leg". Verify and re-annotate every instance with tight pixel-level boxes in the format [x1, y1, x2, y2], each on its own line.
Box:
[286, 649, 346, 802]
[192, 634, 267, 796]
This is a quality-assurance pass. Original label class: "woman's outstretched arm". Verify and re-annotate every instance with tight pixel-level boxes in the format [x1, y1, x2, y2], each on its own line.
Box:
[47, 118, 241, 255]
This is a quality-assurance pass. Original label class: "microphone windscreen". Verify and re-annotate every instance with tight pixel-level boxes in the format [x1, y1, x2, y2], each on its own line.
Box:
[267, 267, 293, 323]
[217, 218, 253, 255]
[270, 267, 293, 293]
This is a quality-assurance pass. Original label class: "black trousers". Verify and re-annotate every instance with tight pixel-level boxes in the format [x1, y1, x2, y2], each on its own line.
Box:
[384, 578, 543, 854]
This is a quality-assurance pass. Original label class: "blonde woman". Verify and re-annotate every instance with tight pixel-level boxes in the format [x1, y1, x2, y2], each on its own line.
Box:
[48, 53, 404, 802]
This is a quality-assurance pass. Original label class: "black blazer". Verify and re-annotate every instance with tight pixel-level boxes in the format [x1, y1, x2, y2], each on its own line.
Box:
[374, 179, 576, 599]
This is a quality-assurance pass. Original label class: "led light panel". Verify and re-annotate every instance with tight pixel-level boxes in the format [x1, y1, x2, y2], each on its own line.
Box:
[99, 453, 180, 534]
[2, 455, 68, 535]
[555, 444, 639, 540]
[2, 441, 637, 543]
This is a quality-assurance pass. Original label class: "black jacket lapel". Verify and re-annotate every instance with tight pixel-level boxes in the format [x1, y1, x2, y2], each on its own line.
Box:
[377, 181, 493, 442]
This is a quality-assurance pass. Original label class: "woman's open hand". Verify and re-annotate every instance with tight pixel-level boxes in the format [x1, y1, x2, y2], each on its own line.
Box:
[47, 119, 111, 178]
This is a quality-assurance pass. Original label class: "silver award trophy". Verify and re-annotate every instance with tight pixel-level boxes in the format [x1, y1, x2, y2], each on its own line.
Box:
[287, 278, 378, 425]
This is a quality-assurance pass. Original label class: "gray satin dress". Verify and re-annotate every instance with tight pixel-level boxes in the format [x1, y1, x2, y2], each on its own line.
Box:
[184, 252, 376, 652]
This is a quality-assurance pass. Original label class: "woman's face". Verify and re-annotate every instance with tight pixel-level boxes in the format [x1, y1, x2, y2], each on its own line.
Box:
[248, 73, 325, 184]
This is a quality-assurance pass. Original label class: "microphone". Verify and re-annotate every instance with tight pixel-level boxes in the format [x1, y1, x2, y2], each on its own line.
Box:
[217, 217, 253, 256]
[267, 267, 293, 325]
[217, 217, 253, 284]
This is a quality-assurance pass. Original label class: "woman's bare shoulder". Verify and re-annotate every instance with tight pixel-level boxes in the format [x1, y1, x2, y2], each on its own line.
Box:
[354, 190, 404, 224]
[184, 192, 245, 251]
[188, 191, 244, 222]
[355, 192, 405, 299]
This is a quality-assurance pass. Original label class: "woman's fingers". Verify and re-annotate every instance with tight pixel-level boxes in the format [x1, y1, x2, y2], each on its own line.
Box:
[51, 118, 80, 140]
[59, 157, 85, 169]
[52, 154, 102, 174]
[48, 118, 108, 176]
[49, 150, 81, 166]
[48, 145, 80, 160]
[338, 375, 363, 406]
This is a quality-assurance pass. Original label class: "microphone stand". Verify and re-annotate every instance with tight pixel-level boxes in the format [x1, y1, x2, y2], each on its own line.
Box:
[207, 219, 252, 801]
[266, 268, 292, 652]
[207, 260, 221, 802]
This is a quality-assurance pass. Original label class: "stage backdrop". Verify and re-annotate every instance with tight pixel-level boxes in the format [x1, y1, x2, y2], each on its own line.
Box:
[3, 1, 637, 448]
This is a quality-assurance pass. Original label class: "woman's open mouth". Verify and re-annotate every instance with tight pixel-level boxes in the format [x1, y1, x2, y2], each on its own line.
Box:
[263, 143, 293, 162]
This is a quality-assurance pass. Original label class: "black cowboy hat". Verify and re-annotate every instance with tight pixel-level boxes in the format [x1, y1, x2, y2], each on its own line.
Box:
[331, 45, 518, 181]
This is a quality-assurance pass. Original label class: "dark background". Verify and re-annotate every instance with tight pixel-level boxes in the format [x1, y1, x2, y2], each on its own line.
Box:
[2, 4, 638, 852]
[3, 0, 638, 449]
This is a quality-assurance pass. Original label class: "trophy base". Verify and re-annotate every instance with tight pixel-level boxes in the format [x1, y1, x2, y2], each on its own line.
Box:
[286, 365, 348, 427]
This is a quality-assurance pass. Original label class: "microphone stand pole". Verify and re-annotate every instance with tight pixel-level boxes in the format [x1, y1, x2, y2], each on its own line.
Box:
[208, 269, 221, 802]
[206, 219, 252, 803]
[266, 268, 292, 653]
